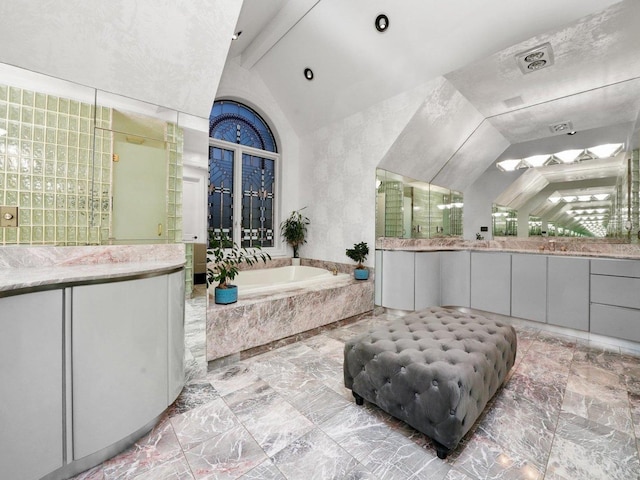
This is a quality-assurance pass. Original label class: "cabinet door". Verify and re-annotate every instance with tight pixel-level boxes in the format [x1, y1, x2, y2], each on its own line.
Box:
[547, 256, 589, 331]
[415, 252, 441, 310]
[0, 290, 63, 480]
[470, 252, 511, 315]
[441, 251, 470, 307]
[72, 276, 169, 460]
[381, 250, 415, 310]
[168, 270, 185, 404]
[511, 254, 547, 323]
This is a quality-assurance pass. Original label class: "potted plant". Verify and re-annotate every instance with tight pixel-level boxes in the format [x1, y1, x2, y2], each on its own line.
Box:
[280, 208, 310, 265]
[207, 242, 270, 304]
[346, 241, 369, 280]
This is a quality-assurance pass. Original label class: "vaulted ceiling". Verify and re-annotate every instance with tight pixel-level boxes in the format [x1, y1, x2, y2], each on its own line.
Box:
[227, 0, 640, 235]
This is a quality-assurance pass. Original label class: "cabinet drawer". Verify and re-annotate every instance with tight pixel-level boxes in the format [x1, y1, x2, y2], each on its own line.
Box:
[591, 275, 640, 309]
[591, 258, 640, 278]
[591, 304, 640, 343]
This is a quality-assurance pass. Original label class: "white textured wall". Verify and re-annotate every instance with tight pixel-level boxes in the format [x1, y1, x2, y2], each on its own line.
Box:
[298, 83, 434, 266]
[0, 0, 241, 117]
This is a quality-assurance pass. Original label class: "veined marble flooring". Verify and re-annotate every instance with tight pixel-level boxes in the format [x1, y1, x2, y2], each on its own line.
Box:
[73, 287, 640, 480]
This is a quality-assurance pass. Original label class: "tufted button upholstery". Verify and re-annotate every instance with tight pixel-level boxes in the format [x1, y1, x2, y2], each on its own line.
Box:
[344, 307, 517, 454]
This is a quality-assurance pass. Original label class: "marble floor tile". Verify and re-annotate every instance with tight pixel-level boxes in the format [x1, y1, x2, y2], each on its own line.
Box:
[271, 428, 359, 480]
[207, 362, 262, 397]
[545, 413, 640, 479]
[238, 460, 285, 480]
[101, 417, 183, 480]
[183, 424, 267, 480]
[72, 291, 640, 480]
[224, 381, 315, 456]
[167, 381, 221, 417]
[320, 402, 394, 462]
[361, 429, 451, 480]
[561, 388, 633, 435]
[477, 389, 557, 469]
[170, 398, 239, 451]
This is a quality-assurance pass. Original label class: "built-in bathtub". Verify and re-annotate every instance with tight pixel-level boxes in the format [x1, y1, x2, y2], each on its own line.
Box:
[206, 263, 374, 365]
[233, 265, 351, 296]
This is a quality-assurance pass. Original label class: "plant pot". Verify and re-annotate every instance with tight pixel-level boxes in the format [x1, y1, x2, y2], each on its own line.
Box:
[291, 257, 301, 266]
[354, 268, 369, 280]
[214, 285, 238, 304]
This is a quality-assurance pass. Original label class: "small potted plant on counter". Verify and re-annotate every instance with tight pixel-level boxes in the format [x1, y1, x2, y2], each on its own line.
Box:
[280, 207, 310, 265]
[207, 242, 270, 304]
[346, 241, 369, 280]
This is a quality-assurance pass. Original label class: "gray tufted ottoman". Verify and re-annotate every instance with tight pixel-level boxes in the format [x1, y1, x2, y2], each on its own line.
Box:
[344, 307, 517, 459]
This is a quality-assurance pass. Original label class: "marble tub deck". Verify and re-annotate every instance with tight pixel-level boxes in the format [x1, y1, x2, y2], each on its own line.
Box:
[73, 289, 640, 480]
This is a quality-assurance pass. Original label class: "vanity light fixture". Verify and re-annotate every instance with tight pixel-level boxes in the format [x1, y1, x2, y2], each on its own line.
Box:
[231, 31, 242, 40]
[303, 68, 314, 81]
[375, 14, 389, 32]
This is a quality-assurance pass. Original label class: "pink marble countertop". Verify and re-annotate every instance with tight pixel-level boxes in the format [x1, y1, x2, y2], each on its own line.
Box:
[375, 238, 640, 260]
[0, 244, 185, 294]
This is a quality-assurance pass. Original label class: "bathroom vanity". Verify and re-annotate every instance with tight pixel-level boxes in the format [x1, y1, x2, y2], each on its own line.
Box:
[376, 239, 640, 344]
[0, 245, 185, 480]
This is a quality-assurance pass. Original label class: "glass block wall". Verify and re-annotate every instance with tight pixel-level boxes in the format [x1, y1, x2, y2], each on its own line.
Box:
[0, 83, 183, 245]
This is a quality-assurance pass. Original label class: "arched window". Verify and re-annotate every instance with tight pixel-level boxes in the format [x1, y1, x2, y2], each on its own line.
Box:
[208, 100, 278, 248]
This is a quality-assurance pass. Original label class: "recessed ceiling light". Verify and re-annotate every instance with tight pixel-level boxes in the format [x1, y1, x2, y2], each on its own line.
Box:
[303, 68, 314, 81]
[231, 31, 242, 40]
[549, 121, 573, 134]
[375, 14, 389, 32]
[527, 60, 547, 70]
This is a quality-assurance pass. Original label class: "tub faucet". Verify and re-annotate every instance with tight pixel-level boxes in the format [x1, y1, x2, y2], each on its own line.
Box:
[331, 264, 338, 275]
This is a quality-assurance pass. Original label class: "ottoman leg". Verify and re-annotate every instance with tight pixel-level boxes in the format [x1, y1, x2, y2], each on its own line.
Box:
[353, 392, 364, 405]
[432, 439, 450, 459]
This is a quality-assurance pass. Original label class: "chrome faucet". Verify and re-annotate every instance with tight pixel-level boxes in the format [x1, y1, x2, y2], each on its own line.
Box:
[331, 264, 339, 275]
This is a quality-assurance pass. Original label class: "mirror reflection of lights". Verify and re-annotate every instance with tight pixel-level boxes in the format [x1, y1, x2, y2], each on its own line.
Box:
[496, 143, 623, 171]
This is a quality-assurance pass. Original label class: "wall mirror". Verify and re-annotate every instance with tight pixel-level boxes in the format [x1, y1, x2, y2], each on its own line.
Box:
[0, 63, 183, 246]
[376, 168, 463, 239]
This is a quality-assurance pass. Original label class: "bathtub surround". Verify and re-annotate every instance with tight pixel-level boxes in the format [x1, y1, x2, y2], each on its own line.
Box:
[206, 264, 374, 364]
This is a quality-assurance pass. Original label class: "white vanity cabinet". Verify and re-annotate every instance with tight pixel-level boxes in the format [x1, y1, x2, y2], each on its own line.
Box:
[511, 254, 547, 323]
[441, 251, 470, 307]
[415, 252, 441, 310]
[0, 290, 64, 480]
[381, 250, 415, 310]
[547, 256, 590, 331]
[72, 275, 170, 460]
[590, 258, 640, 342]
[0, 266, 185, 480]
[470, 252, 511, 315]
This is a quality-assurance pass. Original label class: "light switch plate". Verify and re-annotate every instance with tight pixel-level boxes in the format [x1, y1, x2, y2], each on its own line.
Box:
[0, 206, 18, 227]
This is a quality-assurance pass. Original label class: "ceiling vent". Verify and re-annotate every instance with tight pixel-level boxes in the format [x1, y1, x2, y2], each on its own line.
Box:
[549, 121, 573, 134]
[516, 42, 554, 74]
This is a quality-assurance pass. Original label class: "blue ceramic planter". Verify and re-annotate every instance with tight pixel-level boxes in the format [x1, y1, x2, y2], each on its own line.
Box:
[215, 285, 238, 304]
[354, 268, 369, 280]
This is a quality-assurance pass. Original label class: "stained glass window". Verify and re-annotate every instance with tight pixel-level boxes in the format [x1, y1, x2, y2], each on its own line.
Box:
[209, 101, 278, 248]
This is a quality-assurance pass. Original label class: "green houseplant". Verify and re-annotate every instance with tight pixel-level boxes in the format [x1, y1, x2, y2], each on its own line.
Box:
[346, 241, 369, 280]
[280, 208, 310, 259]
[207, 241, 270, 304]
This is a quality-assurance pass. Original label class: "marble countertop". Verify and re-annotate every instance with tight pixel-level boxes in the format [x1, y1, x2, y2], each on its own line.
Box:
[375, 238, 640, 260]
[0, 244, 185, 295]
[0, 260, 185, 295]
